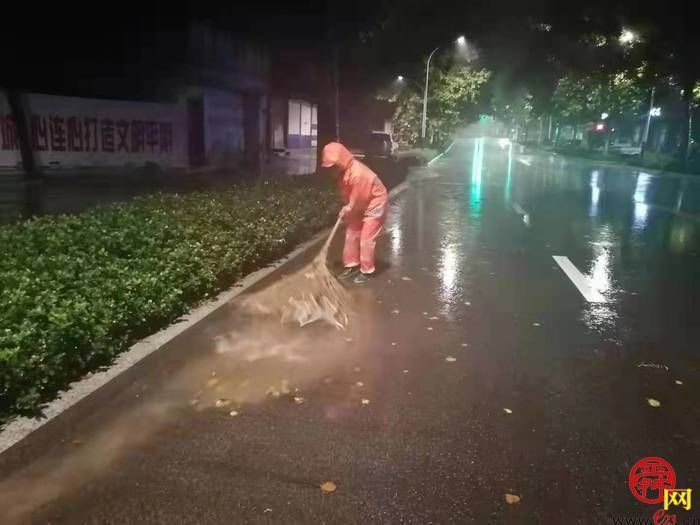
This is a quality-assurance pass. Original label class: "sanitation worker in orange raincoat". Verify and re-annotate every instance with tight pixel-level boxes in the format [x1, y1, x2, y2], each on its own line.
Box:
[321, 142, 388, 284]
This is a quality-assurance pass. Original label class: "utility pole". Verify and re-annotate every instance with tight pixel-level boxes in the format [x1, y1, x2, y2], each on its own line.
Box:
[316, 17, 339, 170]
[640, 86, 656, 159]
[333, 44, 340, 141]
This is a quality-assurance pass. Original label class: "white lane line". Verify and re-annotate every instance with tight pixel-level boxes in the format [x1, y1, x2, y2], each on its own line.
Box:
[552, 256, 606, 303]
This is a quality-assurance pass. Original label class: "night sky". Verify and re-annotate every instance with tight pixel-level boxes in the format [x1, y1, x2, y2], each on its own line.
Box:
[2, 0, 694, 100]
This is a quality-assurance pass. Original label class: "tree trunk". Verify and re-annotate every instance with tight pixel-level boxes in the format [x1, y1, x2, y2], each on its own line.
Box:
[7, 90, 40, 178]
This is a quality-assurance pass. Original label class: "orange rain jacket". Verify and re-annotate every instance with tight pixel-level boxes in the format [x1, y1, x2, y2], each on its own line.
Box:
[321, 142, 388, 220]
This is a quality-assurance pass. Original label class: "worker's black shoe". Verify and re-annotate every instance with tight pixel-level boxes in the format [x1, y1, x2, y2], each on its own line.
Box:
[339, 267, 360, 280]
[352, 272, 373, 285]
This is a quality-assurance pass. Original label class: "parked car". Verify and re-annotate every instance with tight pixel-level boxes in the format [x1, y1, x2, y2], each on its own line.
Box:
[366, 131, 398, 158]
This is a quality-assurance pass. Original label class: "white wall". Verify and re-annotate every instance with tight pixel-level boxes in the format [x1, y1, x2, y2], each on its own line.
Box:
[0, 91, 187, 168]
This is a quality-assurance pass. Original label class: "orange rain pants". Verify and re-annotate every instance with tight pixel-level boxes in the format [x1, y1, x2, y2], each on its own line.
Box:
[321, 142, 389, 274]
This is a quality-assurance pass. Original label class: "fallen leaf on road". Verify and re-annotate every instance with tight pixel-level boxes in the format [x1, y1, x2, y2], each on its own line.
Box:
[464, 301, 472, 306]
[647, 398, 661, 407]
[320, 481, 337, 493]
[403, 369, 409, 374]
[422, 311, 428, 315]
[355, 381, 364, 387]
[637, 362, 669, 371]
[401, 276, 412, 281]
[505, 494, 521, 504]
[229, 410, 239, 417]
[215, 398, 231, 408]
[353, 366, 361, 373]
[428, 316, 439, 321]
[461, 343, 469, 347]
[264, 508, 272, 513]
[532, 322, 541, 327]
[391, 309, 400, 315]
[206, 378, 219, 389]
[503, 408, 513, 414]
[675, 380, 684, 385]
[361, 398, 371, 405]
[445, 356, 457, 362]
[376, 300, 383, 304]
[293, 396, 305, 405]
[391, 342, 397, 346]
[427, 327, 434, 331]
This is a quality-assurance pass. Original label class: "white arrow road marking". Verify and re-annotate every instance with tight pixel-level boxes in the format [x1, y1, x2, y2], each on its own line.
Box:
[553, 256, 606, 303]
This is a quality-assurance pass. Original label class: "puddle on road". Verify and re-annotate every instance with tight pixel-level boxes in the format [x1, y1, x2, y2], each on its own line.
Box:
[0, 301, 380, 523]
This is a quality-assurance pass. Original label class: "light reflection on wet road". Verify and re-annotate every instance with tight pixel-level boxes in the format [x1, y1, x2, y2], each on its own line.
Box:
[2, 138, 699, 523]
[416, 138, 700, 352]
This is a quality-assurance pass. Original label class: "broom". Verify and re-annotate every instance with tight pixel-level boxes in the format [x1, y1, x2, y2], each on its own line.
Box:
[242, 217, 352, 329]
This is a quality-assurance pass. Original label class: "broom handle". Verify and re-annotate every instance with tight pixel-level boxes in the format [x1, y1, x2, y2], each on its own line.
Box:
[320, 217, 343, 258]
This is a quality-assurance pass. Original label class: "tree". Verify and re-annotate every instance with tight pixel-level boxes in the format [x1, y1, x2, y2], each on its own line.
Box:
[430, 66, 491, 140]
[550, 67, 646, 148]
[389, 64, 490, 145]
[391, 91, 422, 144]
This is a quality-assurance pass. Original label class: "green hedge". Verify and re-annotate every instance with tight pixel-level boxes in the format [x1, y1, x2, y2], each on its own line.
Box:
[0, 178, 338, 423]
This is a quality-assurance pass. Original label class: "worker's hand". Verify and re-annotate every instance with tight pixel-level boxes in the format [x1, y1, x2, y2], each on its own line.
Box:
[338, 206, 351, 221]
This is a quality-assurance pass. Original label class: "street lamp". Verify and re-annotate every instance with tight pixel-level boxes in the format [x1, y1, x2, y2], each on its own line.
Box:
[397, 75, 404, 82]
[421, 35, 467, 143]
[619, 28, 638, 46]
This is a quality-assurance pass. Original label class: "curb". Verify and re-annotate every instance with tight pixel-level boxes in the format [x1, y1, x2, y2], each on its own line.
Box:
[524, 146, 699, 181]
[0, 171, 417, 462]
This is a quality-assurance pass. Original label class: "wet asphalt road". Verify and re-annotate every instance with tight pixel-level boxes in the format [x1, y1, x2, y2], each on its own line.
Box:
[1, 138, 699, 524]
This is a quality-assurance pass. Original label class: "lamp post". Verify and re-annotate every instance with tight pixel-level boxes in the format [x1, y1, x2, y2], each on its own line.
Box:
[421, 46, 440, 143]
[420, 35, 467, 143]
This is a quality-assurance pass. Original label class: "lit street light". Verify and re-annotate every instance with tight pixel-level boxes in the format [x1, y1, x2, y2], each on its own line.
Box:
[396, 75, 404, 82]
[619, 28, 638, 46]
[456, 35, 467, 46]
